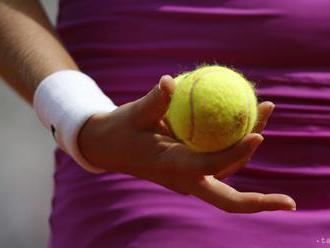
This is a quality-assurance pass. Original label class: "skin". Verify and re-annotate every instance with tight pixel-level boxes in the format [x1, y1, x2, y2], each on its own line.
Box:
[0, 0, 296, 213]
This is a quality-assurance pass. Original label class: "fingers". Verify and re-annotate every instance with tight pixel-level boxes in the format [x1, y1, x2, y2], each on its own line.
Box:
[209, 101, 275, 178]
[155, 101, 272, 176]
[213, 156, 250, 180]
[153, 119, 176, 139]
[192, 176, 296, 213]
[159, 74, 176, 97]
[191, 133, 264, 175]
[132, 75, 176, 128]
[253, 101, 275, 133]
[229, 192, 296, 212]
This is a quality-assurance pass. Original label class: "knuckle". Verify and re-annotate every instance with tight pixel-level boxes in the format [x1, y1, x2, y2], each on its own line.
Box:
[227, 193, 244, 213]
[254, 194, 265, 208]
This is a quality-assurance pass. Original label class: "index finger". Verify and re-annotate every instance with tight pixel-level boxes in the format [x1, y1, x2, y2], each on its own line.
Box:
[192, 176, 296, 213]
[253, 101, 275, 134]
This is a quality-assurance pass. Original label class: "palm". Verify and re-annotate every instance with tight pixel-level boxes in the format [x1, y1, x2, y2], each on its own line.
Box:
[145, 101, 296, 213]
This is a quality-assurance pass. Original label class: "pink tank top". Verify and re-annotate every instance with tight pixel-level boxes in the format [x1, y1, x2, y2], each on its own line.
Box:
[50, 1, 330, 247]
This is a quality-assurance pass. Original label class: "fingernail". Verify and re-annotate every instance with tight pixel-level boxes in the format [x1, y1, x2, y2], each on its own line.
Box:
[291, 207, 296, 211]
[249, 135, 264, 153]
[269, 103, 275, 111]
[239, 134, 263, 157]
[252, 134, 264, 146]
[159, 75, 172, 91]
[161, 74, 171, 82]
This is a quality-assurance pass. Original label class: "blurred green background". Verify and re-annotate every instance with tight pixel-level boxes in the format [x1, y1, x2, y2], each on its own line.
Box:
[0, 1, 58, 247]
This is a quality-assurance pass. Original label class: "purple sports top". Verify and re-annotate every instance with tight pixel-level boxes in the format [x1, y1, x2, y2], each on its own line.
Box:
[50, 1, 330, 247]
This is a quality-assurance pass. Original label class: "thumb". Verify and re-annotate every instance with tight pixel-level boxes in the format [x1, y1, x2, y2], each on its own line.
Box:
[133, 75, 176, 128]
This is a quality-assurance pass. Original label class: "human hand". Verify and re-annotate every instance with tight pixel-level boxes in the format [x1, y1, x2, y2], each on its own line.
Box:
[78, 75, 296, 213]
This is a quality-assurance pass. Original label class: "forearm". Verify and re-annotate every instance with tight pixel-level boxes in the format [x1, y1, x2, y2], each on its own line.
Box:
[0, 0, 78, 104]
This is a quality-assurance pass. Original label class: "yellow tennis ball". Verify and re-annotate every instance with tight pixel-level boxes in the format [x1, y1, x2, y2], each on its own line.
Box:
[166, 64, 258, 152]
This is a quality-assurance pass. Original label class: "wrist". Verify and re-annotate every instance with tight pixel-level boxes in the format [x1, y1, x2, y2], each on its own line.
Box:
[77, 112, 109, 170]
[33, 70, 117, 173]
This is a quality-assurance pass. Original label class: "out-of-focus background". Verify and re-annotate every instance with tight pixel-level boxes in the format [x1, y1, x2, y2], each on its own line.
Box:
[0, 1, 58, 247]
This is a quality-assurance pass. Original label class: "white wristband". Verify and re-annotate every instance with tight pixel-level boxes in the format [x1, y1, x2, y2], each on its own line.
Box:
[33, 70, 117, 174]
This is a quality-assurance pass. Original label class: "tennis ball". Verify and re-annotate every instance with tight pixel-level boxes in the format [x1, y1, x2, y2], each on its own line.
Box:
[165, 64, 258, 152]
